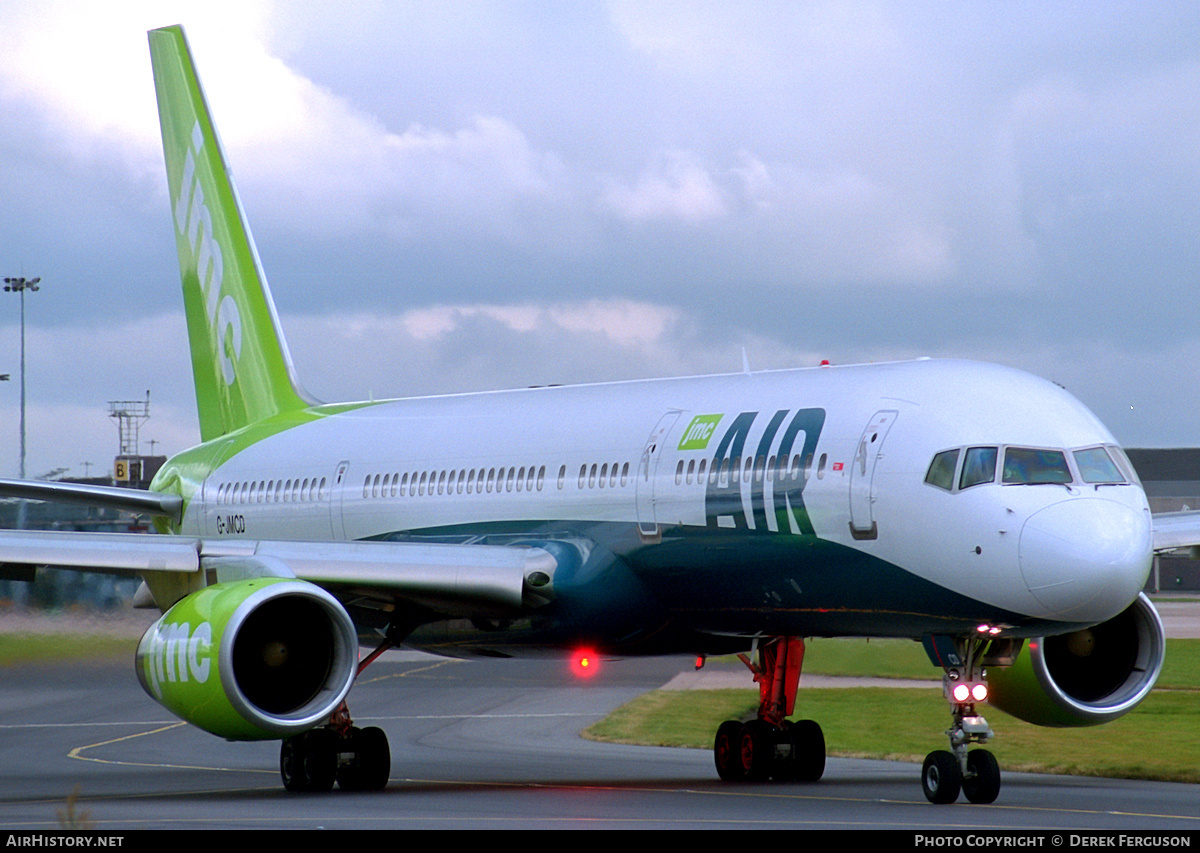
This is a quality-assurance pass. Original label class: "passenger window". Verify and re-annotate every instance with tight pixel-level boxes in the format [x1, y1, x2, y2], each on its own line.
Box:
[925, 449, 960, 491]
[960, 447, 997, 489]
[1002, 448, 1071, 485]
[1073, 447, 1126, 484]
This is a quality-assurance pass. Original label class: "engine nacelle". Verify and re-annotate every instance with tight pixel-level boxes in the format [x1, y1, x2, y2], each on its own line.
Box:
[136, 578, 358, 740]
[988, 593, 1164, 727]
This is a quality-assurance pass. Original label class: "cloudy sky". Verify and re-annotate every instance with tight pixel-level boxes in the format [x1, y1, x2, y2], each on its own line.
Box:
[2, 1, 1200, 479]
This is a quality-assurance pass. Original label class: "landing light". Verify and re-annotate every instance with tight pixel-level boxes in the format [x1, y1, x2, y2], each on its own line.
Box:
[947, 677, 988, 705]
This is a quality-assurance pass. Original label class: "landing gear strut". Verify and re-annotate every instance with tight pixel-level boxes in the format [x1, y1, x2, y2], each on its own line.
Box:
[280, 636, 395, 792]
[711, 636, 825, 784]
[921, 634, 1016, 805]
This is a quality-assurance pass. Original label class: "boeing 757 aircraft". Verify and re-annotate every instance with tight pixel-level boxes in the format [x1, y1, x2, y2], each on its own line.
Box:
[0, 25, 1191, 804]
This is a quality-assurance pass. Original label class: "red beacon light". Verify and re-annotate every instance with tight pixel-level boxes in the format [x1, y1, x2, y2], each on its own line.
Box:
[569, 648, 601, 679]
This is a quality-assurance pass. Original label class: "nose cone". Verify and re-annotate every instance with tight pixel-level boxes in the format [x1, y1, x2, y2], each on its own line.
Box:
[1018, 497, 1151, 623]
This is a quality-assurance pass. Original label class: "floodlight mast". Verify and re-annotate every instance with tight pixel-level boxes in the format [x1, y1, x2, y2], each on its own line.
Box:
[4, 276, 41, 529]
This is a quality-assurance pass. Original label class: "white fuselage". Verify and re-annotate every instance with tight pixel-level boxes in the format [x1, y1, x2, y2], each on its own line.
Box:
[178, 358, 1152, 649]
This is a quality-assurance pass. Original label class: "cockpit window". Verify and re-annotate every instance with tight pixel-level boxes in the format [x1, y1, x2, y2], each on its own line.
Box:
[1073, 446, 1127, 484]
[1002, 447, 1072, 485]
[925, 449, 960, 491]
[1108, 445, 1142, 486]
[959, 447, 998, 489]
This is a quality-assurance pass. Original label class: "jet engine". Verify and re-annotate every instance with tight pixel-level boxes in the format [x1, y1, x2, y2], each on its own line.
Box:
[135, 577, 358, 740]
[987, 593, 1164, 727]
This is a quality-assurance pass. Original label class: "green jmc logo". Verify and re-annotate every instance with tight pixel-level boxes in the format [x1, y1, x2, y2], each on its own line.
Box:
[678, 414, 723, 450]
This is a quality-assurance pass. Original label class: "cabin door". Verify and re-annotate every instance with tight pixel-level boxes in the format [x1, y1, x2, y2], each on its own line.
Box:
[636, 412, 681, 540]
[848, 410, 897, 540]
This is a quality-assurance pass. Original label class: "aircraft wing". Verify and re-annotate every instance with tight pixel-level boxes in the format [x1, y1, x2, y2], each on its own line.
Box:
[0, 528, 555, 614]
[1151, 510, 1200, 553]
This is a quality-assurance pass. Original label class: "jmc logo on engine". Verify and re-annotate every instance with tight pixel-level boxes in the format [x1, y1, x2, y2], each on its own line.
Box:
[142, 620, 213, 699]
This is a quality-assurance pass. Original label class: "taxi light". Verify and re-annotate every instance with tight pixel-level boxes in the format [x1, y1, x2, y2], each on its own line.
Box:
[972, 683, 988, 703]
[952, 683, 971, 703]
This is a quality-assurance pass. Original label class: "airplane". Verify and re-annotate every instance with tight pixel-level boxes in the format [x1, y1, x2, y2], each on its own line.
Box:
[0, 23, 1190, 804]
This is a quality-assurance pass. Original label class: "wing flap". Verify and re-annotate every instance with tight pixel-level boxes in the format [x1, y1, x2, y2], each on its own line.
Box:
[0, 530, 200, 574]
[236, 540, 556, 612]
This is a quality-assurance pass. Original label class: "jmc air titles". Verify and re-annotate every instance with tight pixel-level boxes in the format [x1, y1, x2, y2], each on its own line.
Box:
[679, 408, 825, 535]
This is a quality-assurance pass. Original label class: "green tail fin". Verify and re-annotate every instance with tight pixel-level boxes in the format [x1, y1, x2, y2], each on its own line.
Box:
[148, 25, 311, 441]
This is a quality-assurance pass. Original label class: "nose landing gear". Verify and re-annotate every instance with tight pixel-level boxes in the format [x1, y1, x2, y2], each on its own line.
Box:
[921, 634, 1018, 804]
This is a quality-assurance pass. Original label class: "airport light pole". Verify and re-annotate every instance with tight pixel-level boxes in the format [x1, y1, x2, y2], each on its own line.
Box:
[4, 276, 40, 528]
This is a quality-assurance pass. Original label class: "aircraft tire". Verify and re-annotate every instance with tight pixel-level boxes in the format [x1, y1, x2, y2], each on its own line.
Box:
[303, 728, 338, 792]
[354, 726, 391, 791]
[962, 749, 1001, 805]
[739, 720, 774, 782]
[922, 750, 962, 805]
[281, 729, 337, 792]
[714, 721, 745, 781]
[791, 719, 825, 783]
[280, 736, 308, 792]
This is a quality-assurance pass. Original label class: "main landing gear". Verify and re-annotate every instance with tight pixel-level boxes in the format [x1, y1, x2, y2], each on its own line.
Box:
[920, 634, 1017, 805]
[711, 636, 825, 784]
[280, 638, 395, 792]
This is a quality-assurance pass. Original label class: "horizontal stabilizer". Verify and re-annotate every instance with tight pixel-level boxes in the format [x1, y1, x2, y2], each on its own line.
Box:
[0, 478, 183, 521]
